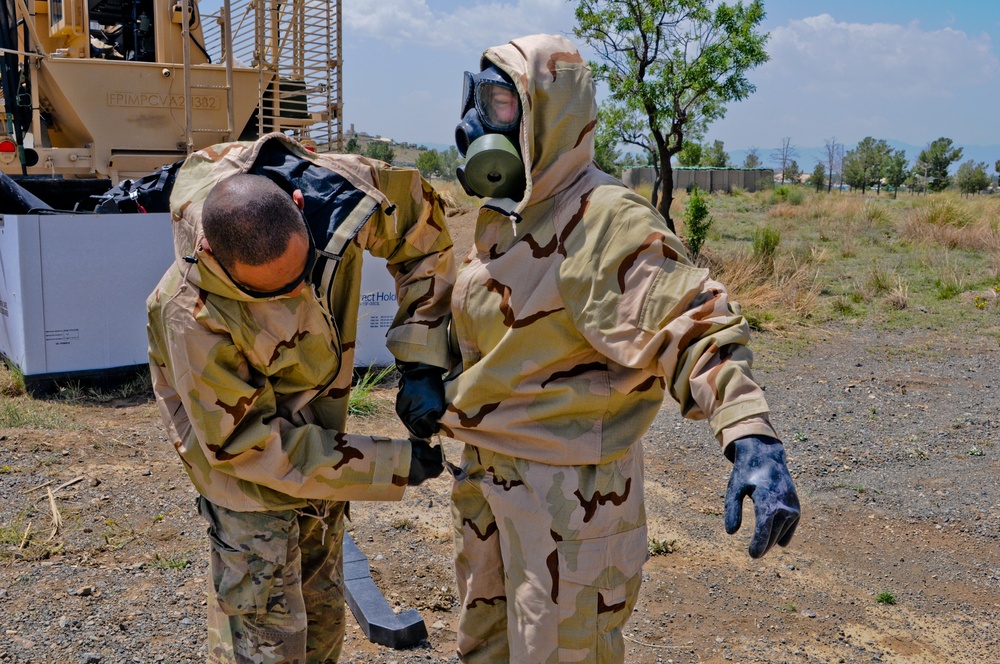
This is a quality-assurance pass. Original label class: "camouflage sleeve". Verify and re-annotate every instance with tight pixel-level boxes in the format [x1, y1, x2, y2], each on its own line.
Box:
[356, 166, 456, 370]
[149, 298, 412, 502]
[561, 187, 777, 448]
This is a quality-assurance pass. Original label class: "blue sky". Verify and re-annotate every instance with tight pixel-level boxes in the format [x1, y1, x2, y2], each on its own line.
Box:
[340, 0, 1000, 157]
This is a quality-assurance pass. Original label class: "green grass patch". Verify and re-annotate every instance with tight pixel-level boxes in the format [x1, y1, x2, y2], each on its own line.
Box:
[691, 189, 1000, 339]
[648, 537, 677, 556]
[152, 552, 193, 570]
[876, 591, 897, 605]
[349, 364, 395, 417]
[0, 398, 66, 429]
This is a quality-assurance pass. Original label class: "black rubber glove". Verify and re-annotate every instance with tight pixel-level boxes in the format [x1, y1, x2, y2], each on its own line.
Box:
[724, 435, 801, 559]
[407, 438, 445, 486]
[395, 361, 446, 439]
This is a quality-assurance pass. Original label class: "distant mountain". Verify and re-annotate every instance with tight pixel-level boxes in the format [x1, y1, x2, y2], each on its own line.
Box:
[729, 141, 1000, 173]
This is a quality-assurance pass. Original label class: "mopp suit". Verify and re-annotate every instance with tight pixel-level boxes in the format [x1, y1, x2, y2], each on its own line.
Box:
[440, 34, 798, 663]
[147, 133, 454, 662]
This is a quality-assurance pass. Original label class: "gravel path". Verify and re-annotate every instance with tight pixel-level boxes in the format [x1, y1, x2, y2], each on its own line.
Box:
[1, 321, 997, 663]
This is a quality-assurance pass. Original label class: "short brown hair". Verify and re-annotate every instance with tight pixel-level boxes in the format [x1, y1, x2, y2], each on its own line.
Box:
[202, 174, 305, 268]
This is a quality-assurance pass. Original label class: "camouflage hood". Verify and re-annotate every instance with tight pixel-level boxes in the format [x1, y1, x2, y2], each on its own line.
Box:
[481, 34, 596, 215]
[168, 133, 391, 302]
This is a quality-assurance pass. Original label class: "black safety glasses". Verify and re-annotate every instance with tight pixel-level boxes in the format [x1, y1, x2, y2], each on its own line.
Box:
[217, 227, 317, 299]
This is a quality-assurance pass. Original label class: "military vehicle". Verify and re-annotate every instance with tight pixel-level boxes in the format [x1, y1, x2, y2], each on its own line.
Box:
[0, 0, 342, 204]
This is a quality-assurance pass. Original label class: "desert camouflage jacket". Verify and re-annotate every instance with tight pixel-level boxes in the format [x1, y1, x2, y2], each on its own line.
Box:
[148, 134, 455, 511]
[439, 35, 777, 465]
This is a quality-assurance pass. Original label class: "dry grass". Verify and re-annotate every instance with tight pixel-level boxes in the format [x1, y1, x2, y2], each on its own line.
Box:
[885, 277, 910, 310]
[0, 363, 25, 397]
[898, 195, 1000, 251]
[702, 249, 820, 331]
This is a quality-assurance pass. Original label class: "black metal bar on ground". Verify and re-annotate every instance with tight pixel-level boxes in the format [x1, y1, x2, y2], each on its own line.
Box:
[343, 532, 428, 649]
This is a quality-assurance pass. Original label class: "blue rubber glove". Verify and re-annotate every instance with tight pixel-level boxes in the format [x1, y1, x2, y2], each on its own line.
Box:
[724, 435, 800, 558]
[395, 361, 446, 439]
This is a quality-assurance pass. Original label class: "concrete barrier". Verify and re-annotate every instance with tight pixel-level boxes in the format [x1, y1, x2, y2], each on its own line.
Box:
[622, 167, 774, 193]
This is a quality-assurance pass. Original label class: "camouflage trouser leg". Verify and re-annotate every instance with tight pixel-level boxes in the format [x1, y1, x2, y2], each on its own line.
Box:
[199, 497, 346, 664]
[452, 443, 648, 664]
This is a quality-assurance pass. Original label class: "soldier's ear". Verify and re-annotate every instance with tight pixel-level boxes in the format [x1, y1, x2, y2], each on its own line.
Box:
[200, 236, 214, 255]
[292, 189, 305, 210]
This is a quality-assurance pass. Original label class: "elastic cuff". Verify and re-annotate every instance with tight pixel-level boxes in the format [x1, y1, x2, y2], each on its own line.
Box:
[718, 415, 778, 449]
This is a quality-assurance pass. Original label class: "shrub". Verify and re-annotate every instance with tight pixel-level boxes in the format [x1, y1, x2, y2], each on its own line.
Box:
[768, 184, 804, 205]
[917, 197, 972, 228]
[752, 226, 780, 263]
[934, 277, 962, 300]
[684, 186, 713, 260]
[885, 277, 909, 310]
[865, 265, 894, 296]
[861, 200, 891, 225]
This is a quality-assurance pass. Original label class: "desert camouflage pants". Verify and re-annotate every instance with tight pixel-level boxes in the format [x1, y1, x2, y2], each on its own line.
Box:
[197, 497, 346, 664]
[451, 442, 648, 664]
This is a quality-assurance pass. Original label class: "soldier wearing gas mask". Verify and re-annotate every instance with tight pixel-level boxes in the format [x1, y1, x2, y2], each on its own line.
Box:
[438, 34, 800, 663]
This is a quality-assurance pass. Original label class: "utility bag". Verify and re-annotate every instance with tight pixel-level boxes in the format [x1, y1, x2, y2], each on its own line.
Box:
[86, 160, 183, 213]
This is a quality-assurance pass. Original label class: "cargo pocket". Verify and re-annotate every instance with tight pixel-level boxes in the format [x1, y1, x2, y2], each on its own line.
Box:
[199, 500, 295, 621]
[556, 525, 648, 660]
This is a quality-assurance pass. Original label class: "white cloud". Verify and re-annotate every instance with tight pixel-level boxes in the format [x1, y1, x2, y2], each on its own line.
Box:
[714, 13, 1000, 149]
[343, 0, 575, 52]
[764, 14, 999, 99]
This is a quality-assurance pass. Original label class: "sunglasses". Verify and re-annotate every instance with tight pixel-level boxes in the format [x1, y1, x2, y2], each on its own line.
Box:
[217, 227, 317, 299]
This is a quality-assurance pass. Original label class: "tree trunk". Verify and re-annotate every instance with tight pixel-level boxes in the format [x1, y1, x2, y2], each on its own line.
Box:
[657, 160, 676, 234]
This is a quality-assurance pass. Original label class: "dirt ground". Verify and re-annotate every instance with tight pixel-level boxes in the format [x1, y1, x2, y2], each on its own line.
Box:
[1, 207, 998, 663]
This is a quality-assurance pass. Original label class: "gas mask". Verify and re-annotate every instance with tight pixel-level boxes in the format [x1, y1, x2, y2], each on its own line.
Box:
[455, 65, 525, 201]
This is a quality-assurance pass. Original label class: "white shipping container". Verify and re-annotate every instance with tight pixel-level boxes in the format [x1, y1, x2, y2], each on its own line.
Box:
[0, 212, 174, 388]
[0, 212, 396, 392]
[354, 257, 398, 368]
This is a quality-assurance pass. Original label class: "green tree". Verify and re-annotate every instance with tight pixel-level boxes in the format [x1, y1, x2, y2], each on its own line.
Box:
[575, 0, 769, 233]
[883, 149, 908, 199]
[344, 136, 361, 154]
[415, 150, 444, 178]
[594, 106, 625, 176]
[414, 147, 460, 181]
[439, 146, 460, 181]
[841, 150, 863, 192]
[783, 160, 801, 184]
[364, 141, 395, 165]
[955, 160, 991, 196]
[676, 141, 704, 167]
[807, 162, 825, 192]
[742, 147, 761, 169]
[842, 137, 890, 194]
[700, 139, 730, 167]
[917, 137, 963, 192]
[995, 159, 1000, 186]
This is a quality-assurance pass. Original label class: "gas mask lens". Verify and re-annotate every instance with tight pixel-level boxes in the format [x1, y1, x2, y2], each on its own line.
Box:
[477, 82, 520, 132]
